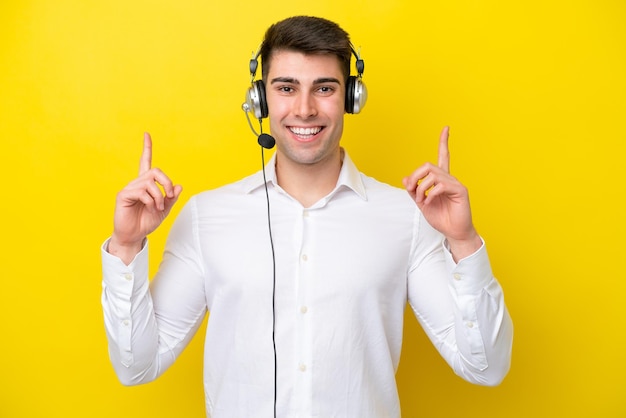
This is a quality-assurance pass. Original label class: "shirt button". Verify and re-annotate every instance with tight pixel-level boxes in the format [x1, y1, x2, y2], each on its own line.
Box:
[122, 320, 130, 326]
[466, 321, 474, 328]
[298, 363, 307, 372]
[124, 273, 133, 281]
[453, 273, 462, 281]
[301, 254, 308, 261]
[300, 306, 308, 314]
[302, 210, 309, 218]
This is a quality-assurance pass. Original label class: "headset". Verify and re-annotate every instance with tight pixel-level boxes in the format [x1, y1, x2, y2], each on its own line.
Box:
[243, 45, 367, 121]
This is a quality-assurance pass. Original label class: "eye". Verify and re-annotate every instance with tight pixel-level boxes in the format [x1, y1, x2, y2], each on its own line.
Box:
[317, 86, 335, 95]
[277, 85, 294, 94]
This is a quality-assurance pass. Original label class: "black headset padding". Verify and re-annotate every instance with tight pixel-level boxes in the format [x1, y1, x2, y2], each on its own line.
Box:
[345, 76, 356, 114]
[254, 79, 268, 118]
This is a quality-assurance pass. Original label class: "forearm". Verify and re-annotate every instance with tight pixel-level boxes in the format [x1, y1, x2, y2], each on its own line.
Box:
[101, 240, 166, 385]
[408, 222, 513, 387]
[444, 244, 513, 385]
[100, 201, 208, 385]
[450, 279, 513, 385]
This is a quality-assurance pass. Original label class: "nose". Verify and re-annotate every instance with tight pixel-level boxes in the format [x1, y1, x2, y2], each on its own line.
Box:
[294, 92, 317, 119]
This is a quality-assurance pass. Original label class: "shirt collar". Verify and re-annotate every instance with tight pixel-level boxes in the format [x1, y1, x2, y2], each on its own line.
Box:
[243, 148, 367, 201]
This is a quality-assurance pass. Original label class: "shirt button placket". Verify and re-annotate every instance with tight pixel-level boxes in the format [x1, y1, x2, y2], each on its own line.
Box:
[295, 207, 313, 415]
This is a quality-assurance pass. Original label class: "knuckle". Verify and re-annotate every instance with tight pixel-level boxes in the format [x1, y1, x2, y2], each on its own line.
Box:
[147, 167, 162, 176]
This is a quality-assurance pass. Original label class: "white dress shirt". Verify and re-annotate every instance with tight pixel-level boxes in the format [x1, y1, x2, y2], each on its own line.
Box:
[101, 151, 512, 418]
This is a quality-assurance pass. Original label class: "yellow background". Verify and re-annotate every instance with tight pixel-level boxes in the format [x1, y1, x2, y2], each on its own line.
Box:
[1, 0, 625, 416]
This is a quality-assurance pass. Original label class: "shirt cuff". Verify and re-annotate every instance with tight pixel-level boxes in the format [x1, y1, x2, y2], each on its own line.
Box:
[101, 238, 149, 294]
[443, 237, 494, 295]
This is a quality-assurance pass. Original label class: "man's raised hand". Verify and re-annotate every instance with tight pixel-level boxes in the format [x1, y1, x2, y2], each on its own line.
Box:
[108, 133, 183, 264]
[402, 127, 481, 261]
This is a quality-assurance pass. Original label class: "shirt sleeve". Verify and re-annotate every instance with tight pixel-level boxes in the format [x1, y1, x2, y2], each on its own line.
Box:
[407, 212, 513, 386]
[101, 198, 207, 385]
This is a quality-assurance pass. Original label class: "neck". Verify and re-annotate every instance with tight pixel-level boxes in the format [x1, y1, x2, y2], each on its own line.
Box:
[275, 149, 343, 208]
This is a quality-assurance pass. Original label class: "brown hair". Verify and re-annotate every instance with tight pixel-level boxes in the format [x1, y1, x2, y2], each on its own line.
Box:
[259, 16, 353, 82]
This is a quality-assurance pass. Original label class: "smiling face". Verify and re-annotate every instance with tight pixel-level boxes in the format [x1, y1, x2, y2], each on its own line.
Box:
[265, 50, 346, 170]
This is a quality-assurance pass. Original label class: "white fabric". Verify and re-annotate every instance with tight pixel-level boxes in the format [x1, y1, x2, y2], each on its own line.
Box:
[101, 152, 512, 418]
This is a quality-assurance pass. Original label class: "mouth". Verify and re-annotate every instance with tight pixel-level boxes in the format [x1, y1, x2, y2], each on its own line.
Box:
[289, 126, 323, 141]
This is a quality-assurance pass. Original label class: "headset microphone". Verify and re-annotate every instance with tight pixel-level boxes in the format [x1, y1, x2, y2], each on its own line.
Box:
[241, 102, 275, 149]
[258, 133, 275, 149]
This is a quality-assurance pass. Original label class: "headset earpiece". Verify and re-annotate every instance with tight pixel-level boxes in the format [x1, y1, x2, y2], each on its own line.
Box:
[246, 79, 268, 119]
[345, 48, 367, 114]
[345, 75, 367, 114]
[245, 49, 268, 119]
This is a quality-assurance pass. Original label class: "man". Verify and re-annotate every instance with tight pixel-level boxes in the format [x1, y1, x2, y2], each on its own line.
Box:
[102, 16, 513, 417]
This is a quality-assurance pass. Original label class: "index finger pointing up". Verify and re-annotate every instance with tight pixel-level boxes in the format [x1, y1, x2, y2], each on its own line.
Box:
[438, 126, 450, 173]
[139, 132, 153, 175]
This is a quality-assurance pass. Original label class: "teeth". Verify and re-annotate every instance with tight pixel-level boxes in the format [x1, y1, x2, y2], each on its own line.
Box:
[290, 126, 321, 136]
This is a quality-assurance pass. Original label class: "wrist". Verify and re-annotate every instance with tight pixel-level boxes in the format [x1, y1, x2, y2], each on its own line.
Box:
[447, 231, 482, 262]
[108, 236, 145, 265]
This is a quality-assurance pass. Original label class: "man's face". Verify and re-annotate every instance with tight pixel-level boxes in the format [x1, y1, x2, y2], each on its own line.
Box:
[265, 50, 346, 168]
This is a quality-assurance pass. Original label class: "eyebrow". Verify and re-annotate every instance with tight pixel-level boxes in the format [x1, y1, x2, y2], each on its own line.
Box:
[270, 76, 342, 85]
